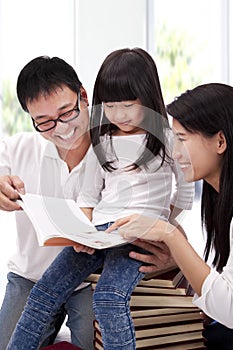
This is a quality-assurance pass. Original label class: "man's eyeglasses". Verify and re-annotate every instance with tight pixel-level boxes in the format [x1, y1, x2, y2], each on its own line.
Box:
[32, 94, 80, 133]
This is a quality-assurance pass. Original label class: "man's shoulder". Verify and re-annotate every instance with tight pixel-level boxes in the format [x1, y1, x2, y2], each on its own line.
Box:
[3, 131, 45, 149]
[1, 132, 49, 164]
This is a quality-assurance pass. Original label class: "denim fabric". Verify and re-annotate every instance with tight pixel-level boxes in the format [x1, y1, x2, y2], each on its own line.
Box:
[0, 272, 34, 349]
[7, 223, 146, 350]
[93, 244, 144, 349]
[64, 286, 95, 349]
[0, 272, 94, 350]
[203, 322, 233, 349]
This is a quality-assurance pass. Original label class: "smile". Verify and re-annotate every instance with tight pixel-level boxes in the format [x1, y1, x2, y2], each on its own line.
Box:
[59, 128, 76, 140]
[118, 121, 131, 126]
[179, 163, 190, 170]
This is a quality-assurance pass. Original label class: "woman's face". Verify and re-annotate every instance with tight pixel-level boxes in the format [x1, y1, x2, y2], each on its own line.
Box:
[103, 99, 145, 135]
[172, 118, 225, 191]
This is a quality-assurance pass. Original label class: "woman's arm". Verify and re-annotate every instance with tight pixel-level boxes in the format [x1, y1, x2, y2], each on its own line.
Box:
[109, 215, 233, 327]
[163, 225, 210, 296]
[109, 215, 210, 296]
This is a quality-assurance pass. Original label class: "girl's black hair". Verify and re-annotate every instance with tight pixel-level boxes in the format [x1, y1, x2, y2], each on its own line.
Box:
[17, 56, 82, 112]
[167, 83, 233, 271]
[90, 47, 170, 171]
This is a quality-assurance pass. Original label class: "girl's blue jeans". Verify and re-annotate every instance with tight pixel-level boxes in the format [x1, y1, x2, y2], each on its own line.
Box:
[7, 223, 146, 350]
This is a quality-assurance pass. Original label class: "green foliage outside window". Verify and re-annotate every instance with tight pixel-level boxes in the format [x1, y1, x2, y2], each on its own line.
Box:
[155, 25, 205, 104]
[1, 79, 33, 136]
[1, 25, 206, 136]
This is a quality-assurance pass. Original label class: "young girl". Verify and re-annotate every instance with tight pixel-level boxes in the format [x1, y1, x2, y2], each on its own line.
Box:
[111, 83, 233, 350]
[7, 48, 193, 350]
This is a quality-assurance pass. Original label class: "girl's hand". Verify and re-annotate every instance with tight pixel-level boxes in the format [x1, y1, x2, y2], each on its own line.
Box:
[107, 214, 175, 242]
[73, 244, 95, 255]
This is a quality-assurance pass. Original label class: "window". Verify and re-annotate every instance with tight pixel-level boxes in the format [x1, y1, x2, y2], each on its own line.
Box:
[147, 0, 231, 104]
[0, 0, 76, 136]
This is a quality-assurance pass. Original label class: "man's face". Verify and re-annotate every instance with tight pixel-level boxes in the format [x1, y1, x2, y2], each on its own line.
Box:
[27, 85, 89, 152]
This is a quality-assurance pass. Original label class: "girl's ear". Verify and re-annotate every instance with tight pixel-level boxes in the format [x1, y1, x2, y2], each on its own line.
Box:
[217, 131, 227, 154]
[80, 86, 89, 107]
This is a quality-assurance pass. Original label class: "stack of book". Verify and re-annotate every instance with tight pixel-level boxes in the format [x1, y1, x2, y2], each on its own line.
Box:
[86, 267, 206, 350]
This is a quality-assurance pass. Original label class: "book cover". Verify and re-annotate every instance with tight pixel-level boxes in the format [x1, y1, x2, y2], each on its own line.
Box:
[17, 193, 127, 249]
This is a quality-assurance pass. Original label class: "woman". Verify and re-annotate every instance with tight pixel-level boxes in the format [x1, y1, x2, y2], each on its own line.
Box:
[110, 83, 233, 349]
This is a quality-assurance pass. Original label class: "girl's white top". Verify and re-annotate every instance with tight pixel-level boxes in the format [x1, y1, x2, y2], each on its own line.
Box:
[77, 133, 194, 225]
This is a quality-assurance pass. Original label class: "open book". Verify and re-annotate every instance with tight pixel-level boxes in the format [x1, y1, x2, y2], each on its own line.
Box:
[17, 193, 128, 249]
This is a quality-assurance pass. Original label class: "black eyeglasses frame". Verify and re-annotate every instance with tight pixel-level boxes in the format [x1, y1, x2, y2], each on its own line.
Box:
[31, 93, 81, 133]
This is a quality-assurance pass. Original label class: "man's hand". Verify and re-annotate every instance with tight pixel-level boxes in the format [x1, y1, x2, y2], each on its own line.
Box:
[129, 239, 175, 274]
[0, 175, 25, 211]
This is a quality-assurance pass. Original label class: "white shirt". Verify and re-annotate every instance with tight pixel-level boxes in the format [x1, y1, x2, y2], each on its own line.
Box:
[0, 132, 87, 284]
[193, 220, 233, 328]
[77, 133, 194, 225]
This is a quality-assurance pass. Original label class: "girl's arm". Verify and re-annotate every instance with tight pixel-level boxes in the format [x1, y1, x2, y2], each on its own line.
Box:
[77, 147, 104, 209]
[73, 206, 95, 254]
[75, 148, 104, 254]
[80, 207, 93, 221]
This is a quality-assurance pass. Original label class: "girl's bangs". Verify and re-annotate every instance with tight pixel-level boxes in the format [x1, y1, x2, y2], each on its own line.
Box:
[98, 76, 137, 102]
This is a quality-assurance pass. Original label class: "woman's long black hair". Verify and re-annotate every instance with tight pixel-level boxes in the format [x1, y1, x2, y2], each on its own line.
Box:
[167, 83, 233, 271]
[90, 48, 170, 171]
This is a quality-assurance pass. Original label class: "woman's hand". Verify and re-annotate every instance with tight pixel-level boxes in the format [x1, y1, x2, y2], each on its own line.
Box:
[73, 244, 95, 255]
[129, 239, 176, 274]
[107, 214, 175, 242]
[107, 215, 178, 273]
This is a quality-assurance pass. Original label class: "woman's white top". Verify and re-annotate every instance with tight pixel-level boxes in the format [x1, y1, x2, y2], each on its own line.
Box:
[77, 133, 194, 225]
[193, 220, 233, 328]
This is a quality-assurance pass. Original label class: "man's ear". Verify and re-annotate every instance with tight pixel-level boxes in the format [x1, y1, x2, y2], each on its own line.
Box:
[80, 86, 89, 107]
[217, 131, 227, 154]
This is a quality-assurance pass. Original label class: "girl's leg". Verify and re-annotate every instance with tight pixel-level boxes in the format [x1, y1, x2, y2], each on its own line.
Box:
[7, 247, 104, 350]
[93, 244, 145, 350]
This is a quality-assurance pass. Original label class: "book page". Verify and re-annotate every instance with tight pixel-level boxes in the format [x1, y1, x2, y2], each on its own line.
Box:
[17, 193, 127, 249]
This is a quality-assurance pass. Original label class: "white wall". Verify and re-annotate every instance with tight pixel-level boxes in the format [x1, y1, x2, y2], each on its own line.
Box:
[75, 0, 147, 99]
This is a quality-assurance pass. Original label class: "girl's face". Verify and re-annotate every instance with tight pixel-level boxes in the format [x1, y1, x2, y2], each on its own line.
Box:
[172, 119, 225, 192]
[103, 99, 145, 135]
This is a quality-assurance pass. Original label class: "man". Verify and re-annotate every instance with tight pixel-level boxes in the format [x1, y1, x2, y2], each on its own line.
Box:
[0, 56, 94, 349]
